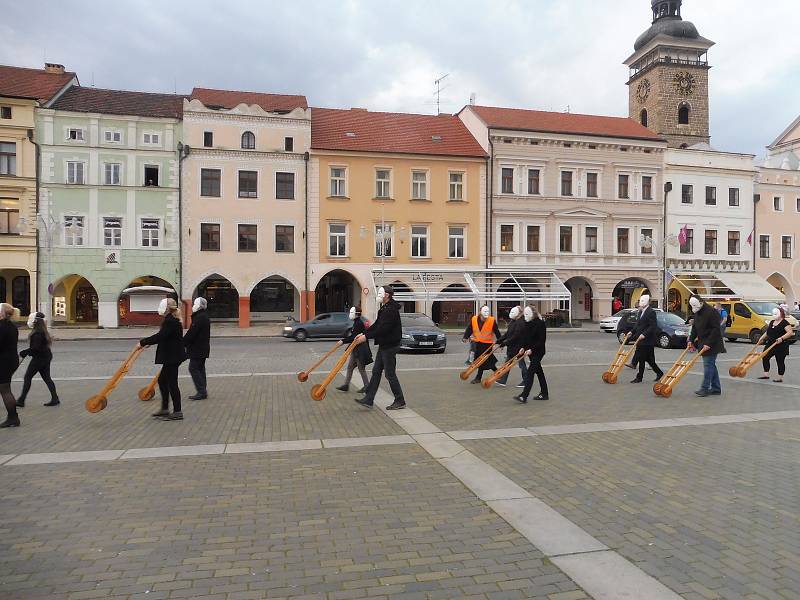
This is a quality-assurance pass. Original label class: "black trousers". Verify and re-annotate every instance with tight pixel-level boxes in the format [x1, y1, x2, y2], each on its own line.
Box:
[188, 358, 207, 395]
[762, 347, 788, 376]
[636, 346, 663, 379]
[363, 345, 404, 405]
[18, 357, 58, 402]
[158, 363, 181, 412]
[521, 355, 548, 399]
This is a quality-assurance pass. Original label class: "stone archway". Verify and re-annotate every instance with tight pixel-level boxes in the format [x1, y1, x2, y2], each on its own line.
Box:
[51, 274, 99, 324]
[0, 268, 31, 317]
[613, 277, 653, 309]
[195, 274, 239, 320]
[565, 277, 594, 321]
[432, 283, 473, 327]
[314, 269, 361, 314]
[118, 275, 177, 326]
[767, 272, 795, 306]
[249, 276, 300, 321]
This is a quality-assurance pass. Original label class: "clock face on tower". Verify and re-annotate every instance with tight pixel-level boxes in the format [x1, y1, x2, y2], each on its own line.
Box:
[672, 71, 696, 96]
[635, 78, 651, 103]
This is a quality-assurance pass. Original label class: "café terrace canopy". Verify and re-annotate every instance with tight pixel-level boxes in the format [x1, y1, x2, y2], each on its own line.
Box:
[669, 271, 784, 302]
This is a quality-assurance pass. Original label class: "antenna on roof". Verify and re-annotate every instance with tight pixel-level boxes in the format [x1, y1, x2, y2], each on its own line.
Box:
[91, 72, 95, 87]
[434, 73, 449, 115]
[174, 77, 177, 95]
[565, 105, 570, 113]
[469, 92, 476, 106]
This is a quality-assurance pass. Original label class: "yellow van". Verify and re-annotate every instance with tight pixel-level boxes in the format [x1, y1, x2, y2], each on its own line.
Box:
[719, 301, 798, 344]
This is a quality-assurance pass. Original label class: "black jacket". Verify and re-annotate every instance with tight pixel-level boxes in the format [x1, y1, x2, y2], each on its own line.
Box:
[520, 318, 547, 358]
[631, 307, 659, 347]
[342, 316, 373, 366]
[141, 314, 187, 365]
[498, 319, 525, 353]
[19, 331, 52, 361]
[366, 299, 402, 347]
[689, 303, 725, 355]
[183, 309, 211, 359]
[0, 319, 19, 383]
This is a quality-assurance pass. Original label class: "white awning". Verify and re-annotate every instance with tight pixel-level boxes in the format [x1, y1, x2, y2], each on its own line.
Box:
[716, 272, 784, 302]
[669, 271, 783, 302]
[122, 285, 175, 294]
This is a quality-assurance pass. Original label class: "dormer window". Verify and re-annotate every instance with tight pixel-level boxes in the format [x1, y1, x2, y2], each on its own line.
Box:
[241, 131, 255, 150]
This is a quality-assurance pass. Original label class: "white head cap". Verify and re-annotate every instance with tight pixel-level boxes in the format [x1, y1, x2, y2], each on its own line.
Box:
[192, 297, 207, 313]
[638, 294, 650, 309]
[157, 298, 170, 316]
[348, 306, 356, 320]
[689, 296, 703, 314]
[523, 306, 534, 322]
[509, 306, 520, 320]
[480, 306, 490, 319]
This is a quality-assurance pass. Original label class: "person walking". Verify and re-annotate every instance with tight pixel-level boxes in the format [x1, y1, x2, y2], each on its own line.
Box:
[184, 297, 211, 400]
[138, 298, 186, 420]
[0, 304, 21, 428]
[497, 306, 527, 388]
[354, 286, 405, 410]
[757, 307, 793, 382]
[16, 312, 59, 407]
[629, 295, 664, 384]
[336, 306, 372, 393]
[612, 297, 623, 313]
[513, 305, 548, 403]
[715, 302, 729, 338]
[463, 305, 501, 384]
[688, 295, 725, 397]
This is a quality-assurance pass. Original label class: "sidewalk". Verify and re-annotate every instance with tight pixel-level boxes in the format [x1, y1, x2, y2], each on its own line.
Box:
[51, 322, 284, 340]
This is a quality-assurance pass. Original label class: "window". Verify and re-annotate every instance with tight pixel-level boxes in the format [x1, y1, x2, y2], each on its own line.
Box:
[200, 223, 220, 251]
[642, 176, 652, 200]
[241, 131, 255, 150]
[681, 184, 693, 204]
[67, 128, 84, 141]
[705, 186, 716, 205]
[585, 226, 598, 253]
[704, 229, 717, 255]
[499, 224, 514, 252]
[617, 228, 630, 254]
[526, 225, 540, 252]
[144, 165, 159, 187]
[238, 171, 258, 198]
[782, 235, 793, 259]
[734, 303, 751, 319]
[561, 171, 573, 196]
[203, 131, 213, 147]
[284, 137, 293, 152]
[586, 172, 598, 198]
[375, 224, 393, 257]
[104, 163, 121, 185]
[375, 169, 391, 198]
[727, 231, 740, 256]
[0, 142, 16, 175]
[0, 209, 19, 234]
[559, 226, 573, 252]
[276, 172, 295, 200]
[527, 169, 540, 195]
[329, 223, 347, 257]
[411, 171, 427, 200]
[759, 235, 770, 258]
[201, 168, 221, 197]
[773, 196, 783, 211]
[501, 167, 514, 194]
[275, 225, 294, 253]
[640, 109, 648, 127]
[330, 167, 346, 197]
[238, 224, 257, 252]
[143, 133, 160, 145]
[796, 198, 800, 213]
[411, 225, 429, 258]
[729, 188, 740, 207]
[66, 161, 85, 184]
[448, 226, 465, 258]
[641, 228, 653, 254]
[680, 228, 694, 254]
[103, 217, 122, 246]
[618, 174, 629, 199]
[678, 103, 690, 125]
[449, 172, 464, 201]
[64, 216, 84, 246]
[104, 130, 121, 143]
[141, 218, 160, 247]
[0, 106, 11, 119]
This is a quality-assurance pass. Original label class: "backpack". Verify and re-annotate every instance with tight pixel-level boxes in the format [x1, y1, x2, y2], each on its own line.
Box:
[725, 313, 732, 328]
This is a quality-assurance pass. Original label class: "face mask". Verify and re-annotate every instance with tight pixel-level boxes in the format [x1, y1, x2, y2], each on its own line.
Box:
[689, 298, 702, 314]
[377, 287, 386, 303]
[348, 307, 356, 321]
[772, 308, 781, 319]
[524, 307, 534, 322]
[192, 298, 206, 313]
[27, 313, 37, 328]
[638, 295, 650, 309]
[157, 298, 169, 316]
[480, 306, 490, 319]
[509, 306, 520, 320]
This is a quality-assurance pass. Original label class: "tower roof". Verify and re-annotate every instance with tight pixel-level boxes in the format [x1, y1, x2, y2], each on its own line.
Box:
[634, 0, 708, 51]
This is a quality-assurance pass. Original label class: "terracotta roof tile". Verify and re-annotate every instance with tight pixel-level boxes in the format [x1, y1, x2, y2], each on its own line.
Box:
[191, 87, 307, 112]
[0, 64, 76, 103]
[50, 86, 184, 119]
[311, 108, 487, 158]
[468, 105, 664, 142]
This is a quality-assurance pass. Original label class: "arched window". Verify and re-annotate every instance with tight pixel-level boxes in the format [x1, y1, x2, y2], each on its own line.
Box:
[678, 103, 690, 125]
[679, 143, 689, 149]
[241, 131, 255, 150]
[640, 109, 648, 127]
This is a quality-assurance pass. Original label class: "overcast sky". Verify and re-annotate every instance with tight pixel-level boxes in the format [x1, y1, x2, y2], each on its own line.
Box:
[2, 0, 798, 155]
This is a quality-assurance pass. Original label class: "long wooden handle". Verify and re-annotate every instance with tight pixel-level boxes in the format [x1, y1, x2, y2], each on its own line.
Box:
[311, 343, 357, 398]
[99, 346, 144, 397]
[460, 344, 498, 380]
[757, 341, 781, 360]
[298, 341, 342, 381]
[484, 353, 522, 388]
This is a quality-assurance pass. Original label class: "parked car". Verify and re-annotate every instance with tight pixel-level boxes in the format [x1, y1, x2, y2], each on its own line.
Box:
[399, 313, 447, 353]
[283, 312, 352, 342]
[616, 309, 691, 349]
[600, 309, 635, 333]
[719, 301, 798, 344]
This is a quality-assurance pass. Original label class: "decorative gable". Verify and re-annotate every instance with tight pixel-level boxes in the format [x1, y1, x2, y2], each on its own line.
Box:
[554, 208, 609, 219]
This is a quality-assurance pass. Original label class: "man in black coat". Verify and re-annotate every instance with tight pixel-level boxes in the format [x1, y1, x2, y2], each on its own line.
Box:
[497, 306, 527, 387]
[688, 295, 725, 396]
[513, 305, 548, 403]
[354, 285, 405, 410]
[184, 297, 211, 400]
[630, 295, 664, 383]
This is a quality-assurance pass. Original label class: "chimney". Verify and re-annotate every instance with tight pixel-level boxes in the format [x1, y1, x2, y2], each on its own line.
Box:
[44, 63, 65, 74]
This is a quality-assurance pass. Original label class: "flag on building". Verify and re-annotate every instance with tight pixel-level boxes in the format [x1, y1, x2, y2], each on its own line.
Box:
[747, 229, 754, 246]
[678, 224, 688, 246]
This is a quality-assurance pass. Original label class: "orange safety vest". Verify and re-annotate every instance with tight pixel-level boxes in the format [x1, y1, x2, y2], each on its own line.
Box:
[471, 315, 496, 344]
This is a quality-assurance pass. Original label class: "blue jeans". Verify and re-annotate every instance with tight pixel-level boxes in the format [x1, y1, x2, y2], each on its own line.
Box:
[701, 353, 721, 392]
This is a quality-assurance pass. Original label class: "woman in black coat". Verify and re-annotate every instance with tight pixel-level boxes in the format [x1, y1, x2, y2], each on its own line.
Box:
[513, 305, 549, 403]
[138, 298, 186, 420]
[0, 303, 21, 428]
[757, 307, 793, 382]
[184, 297, 211, 400]
[336, 306, 373, 393]
[16, 312, 59, 407]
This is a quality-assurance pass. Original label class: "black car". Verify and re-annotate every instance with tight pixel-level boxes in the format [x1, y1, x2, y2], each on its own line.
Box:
[283, 312, 352, 342]
[400, 313, 447, 353]
[616, 309, 691, 349]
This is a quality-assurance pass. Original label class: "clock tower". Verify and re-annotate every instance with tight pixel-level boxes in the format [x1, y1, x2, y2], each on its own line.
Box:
[624, 0, 714, 148]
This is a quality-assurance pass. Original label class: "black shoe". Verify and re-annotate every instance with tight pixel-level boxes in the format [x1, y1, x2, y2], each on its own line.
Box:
[158, 411, 183, 421]
[151, 409, 170, 418]
[708, 389, 721, 396]
[43, 399, 60, 407]
[386, 401, 406, 410]
[354, 397, 373, 408]
[0, 416, 20, 428]
[335, 384, 349, 392]
[654, 373, 664, 382]
[630, 378, 643, 384]
[15, 400, 24, 408]
[470, 378, 481, 385]
[190, 394, 207, 401]
[356, 387, 366, 394]
[513, 395, 527, 404]
[694, 389, 710, 397]
[624, 363, 635, 369]
[533, 394, 549, 401]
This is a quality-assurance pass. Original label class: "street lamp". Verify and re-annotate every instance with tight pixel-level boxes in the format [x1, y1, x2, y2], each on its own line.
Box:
[26, 213, 58, 319]
[639, 233, 679, 311]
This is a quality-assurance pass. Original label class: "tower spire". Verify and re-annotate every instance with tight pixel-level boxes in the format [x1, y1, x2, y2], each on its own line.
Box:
[651, 0, 682, 24]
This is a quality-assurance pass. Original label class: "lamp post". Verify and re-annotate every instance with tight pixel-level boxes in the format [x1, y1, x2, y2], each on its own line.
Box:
[639, 233, 679, 311]
[25, 213, 57, 319]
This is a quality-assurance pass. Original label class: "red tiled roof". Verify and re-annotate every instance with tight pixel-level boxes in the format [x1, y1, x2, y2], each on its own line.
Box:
[311, 108, 487, 158]
[467, 105, 664, 142]
[51, 86, 184, 119]
[0, 64, 76, 103]
[191, 87, 307, 112]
